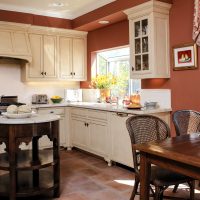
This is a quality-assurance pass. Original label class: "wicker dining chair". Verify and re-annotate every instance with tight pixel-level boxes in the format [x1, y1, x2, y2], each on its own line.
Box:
[126, 114, 195, 200]
[173, 110, 200, 136]
[173, 110, 200, 190]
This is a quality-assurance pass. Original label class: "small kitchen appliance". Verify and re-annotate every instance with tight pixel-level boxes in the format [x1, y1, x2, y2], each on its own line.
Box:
[32, 94, 48, 104]
[0, 96, 25, 114]
[64, 89, 82, 102]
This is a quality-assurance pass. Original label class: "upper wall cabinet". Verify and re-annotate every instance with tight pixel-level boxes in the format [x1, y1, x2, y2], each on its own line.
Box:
[58, 36, 87, 81]
[22, 33, 57, 81]
[124, 1, 171, 79]
[0, 22, 32, 62]
[21, 25, 87, 82]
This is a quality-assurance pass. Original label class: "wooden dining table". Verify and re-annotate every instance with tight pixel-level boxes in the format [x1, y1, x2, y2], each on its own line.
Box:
[133, 133, 200, 200]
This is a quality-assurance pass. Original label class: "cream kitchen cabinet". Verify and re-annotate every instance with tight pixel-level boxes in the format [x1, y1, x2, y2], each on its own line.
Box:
[22, 33, 57, 81]
[109, 111, 170, 168]
[109, 112, 134, 168]
[0, 22, 31, 62]
[124, 0, 171, 79]
[70, 108, 109, 161]
[58, 36, 87, 81]
[71, 117, 89, 149]
[35, 107, 67, 148]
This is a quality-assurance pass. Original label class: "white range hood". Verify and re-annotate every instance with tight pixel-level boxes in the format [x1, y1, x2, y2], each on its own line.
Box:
[0, 21, 32, 63]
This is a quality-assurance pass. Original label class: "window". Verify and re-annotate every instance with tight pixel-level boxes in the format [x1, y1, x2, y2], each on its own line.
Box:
[92, 47, 141, 98]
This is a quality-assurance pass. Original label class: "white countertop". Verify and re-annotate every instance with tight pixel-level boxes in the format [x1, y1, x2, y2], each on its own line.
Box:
[0, 114, 60, 124]
[31, 102, 172, 114]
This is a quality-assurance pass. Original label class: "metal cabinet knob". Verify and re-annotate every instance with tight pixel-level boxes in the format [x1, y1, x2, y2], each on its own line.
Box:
[116, 112, 128, 117]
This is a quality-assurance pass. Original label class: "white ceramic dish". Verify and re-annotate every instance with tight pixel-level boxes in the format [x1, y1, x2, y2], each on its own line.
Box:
[2, 112, 35, 119]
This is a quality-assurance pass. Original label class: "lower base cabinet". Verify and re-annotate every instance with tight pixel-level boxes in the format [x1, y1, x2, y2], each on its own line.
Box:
[109, 112, 134, 168]
[89, 120, 108, 156]
[36, 107, 67, 148]
[109, 112, 170, 168]
[71, 117, 89, 149]
[0, 105, 170, 168]
[70, 108, 109, 161]
[70, 108, 170, 168]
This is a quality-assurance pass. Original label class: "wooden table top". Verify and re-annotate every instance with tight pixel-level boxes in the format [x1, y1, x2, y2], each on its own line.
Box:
[134, 133, 200, 168]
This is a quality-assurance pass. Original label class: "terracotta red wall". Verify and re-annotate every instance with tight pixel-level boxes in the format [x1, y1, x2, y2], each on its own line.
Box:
[80, 20, 129, 88]
[0, 10, 72, 29]
[72, 0, 172, 30]
[142, 0, 200, 112]
[80, 0, 199, 135]
[82, 0, 200, 113]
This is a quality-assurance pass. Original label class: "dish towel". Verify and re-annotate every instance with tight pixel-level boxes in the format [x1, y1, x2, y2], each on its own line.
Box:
[193, 0, 200, 45]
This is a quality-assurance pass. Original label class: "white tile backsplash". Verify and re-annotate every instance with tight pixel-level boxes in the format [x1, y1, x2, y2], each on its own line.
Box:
[140, 89, 171, 109]
[82, 89, 100, 102]
[0, 63, 80, 104]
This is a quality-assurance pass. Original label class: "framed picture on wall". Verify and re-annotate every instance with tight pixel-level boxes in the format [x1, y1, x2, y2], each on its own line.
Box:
[172, 43, 197, 70]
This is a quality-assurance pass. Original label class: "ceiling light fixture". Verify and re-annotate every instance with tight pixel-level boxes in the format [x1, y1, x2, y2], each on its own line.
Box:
[98, 20, 110, 25]
[50, 2, 65, 7]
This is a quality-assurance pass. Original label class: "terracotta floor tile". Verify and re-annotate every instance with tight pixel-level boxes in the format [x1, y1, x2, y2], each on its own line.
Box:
[91, 172, 116, 184]
[106, 180, 132, 191]
[92, 160, 110, 169]
[58, 193, 89, 200]
[89, 189, 126, 200]
[61, 173, 90, 186]
[78, 167, 101, 177]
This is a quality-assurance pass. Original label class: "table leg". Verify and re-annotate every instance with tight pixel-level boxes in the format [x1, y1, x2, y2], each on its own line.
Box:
[9, 125, 17, 200]
[52, 121, 60, 198]
[32, 136, 40, 187]
[140, 152, 151, 200]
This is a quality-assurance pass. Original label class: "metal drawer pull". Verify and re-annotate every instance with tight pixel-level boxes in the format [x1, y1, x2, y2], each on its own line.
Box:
[116, 112, 128, 117]
[50, 111, 54, 113]
[84, 123, 89, 127]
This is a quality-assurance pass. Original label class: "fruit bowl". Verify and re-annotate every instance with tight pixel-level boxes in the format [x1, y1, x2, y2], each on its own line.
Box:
[51, 98, 63, 103]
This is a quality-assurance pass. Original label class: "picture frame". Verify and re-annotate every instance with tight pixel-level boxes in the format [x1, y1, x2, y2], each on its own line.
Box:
[172, 43, 197, 70]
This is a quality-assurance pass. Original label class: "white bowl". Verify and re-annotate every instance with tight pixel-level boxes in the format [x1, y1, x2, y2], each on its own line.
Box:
[2, 112, 35, 119]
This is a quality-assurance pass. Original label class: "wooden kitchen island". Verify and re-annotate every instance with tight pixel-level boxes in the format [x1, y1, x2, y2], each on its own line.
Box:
[0, 114, 60, 200]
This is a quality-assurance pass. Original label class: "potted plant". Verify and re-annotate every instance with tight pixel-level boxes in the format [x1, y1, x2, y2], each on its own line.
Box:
[91, 73, 116, 102]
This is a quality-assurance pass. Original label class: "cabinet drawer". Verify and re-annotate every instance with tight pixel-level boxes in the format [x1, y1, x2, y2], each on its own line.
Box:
[87, 110, 107, 121]
[71, 108, 87, 118]
[38, 107, 65, 115]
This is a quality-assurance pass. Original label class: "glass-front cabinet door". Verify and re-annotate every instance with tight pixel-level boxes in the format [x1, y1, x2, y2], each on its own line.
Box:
[131, 17, 150, 75]
[125, 0, 171, 79]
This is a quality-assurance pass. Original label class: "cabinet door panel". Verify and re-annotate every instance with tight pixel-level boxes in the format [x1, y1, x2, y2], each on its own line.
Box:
[71, 118, 88, 148]
[28, 34, 43, 78]
[59, 37, 73, 79]
[0, 30, 13, 53]
[60, 117, 66, 146]
[13, 32, 31, 55]
[126, 1, 171, 79]
[37, 108, 66, 148]
[72, 38, 85, 80]
[110, 113, 133, 167]
[89, 122, 107, 156]
[43, 35, 57, 78]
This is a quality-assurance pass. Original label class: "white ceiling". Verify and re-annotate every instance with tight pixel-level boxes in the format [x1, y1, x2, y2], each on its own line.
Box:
[0, 0, 116, 19]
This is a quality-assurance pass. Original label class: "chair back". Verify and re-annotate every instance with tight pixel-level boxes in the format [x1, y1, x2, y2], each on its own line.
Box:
[126, 115, 170, 173]
[172, 110, 200, 136]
